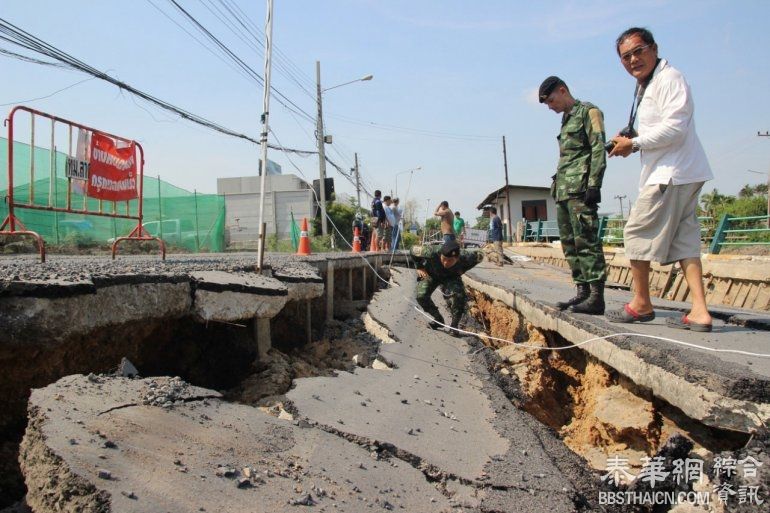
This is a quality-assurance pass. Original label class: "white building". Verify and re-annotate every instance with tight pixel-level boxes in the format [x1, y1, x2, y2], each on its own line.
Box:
[217, 174, 315, 248]
[476, 185, 557, 241]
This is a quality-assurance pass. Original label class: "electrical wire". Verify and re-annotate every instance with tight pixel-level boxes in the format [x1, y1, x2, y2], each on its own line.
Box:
[0, 76, 95, 107]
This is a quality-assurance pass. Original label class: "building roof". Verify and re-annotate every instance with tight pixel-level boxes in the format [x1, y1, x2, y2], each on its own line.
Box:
[476, 184, 550, 209]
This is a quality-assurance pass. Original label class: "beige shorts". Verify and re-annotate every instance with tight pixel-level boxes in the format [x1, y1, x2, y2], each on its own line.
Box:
[624, 181, 704, 265]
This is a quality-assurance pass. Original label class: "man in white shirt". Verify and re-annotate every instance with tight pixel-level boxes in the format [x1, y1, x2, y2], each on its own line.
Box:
[382, 195, 396, 251]
[607, 27, 714, 332]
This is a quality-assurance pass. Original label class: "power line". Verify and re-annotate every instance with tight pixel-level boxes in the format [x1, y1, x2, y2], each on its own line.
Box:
[0, 76, 96, 107]
[165, 0, 316, 124]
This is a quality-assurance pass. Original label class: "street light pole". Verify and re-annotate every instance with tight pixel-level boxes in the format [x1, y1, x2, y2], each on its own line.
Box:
[757, 131, 770, 228]
[614, 194, 627, 219]
[354, 153, 360, 211]
[316, 61, 329, 237]
[394, 166, 421, 197]
[316, 64, 374, 237]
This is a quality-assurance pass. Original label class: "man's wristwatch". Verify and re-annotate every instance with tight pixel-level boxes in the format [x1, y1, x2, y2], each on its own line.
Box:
[631, 138, 641, 153]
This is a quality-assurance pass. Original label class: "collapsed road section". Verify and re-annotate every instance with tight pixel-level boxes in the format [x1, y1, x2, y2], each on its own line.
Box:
[10, 263, 597, 513]
[3, 251, 770, 512]
[0, 252, 392, 510]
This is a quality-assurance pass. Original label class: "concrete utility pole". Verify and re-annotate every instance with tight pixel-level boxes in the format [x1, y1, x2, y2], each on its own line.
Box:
[316, 65, 373, 236]
[256, 0, 275, 272]
[759, 131, 770, 228]
[354, 152, 361, 211]
[502, 136, 512, 242]
[316, 61, 329, 237]
[614, 194, 627, 219]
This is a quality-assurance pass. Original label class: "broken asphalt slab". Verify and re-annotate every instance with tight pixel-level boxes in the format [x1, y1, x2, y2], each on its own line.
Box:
[21, 374, 455, 513]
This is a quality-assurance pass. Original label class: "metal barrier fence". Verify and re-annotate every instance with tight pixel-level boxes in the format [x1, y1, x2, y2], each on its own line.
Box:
[709, 214, 770, 254]
[0, 106, 164, 261]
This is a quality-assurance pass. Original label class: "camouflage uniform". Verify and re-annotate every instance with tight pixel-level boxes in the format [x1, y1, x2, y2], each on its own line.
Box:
[410, 245, 483, 326]
[552, 100, 607, 283]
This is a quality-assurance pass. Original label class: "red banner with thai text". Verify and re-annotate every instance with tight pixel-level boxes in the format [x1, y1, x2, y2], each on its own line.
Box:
[87, 132, 138, 201]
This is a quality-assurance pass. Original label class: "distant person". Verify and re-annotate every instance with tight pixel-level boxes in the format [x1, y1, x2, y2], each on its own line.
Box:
[488, 206, 504, 267]
[382, 195, 396, 251]
[539, 75, 608, 314]
[434, 201, 455, 244]
[392, 197, 403, 250]
[371, 190, 387, 250]
[607, 27, 714, 331]
[410, 240, 483, 336]
[453, 211, 466, 247]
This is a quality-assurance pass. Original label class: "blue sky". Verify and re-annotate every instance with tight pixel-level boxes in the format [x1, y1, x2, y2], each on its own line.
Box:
[2, 1, 769, 225]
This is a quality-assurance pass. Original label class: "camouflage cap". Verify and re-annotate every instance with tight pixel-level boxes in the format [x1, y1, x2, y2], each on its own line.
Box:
[441, 240, 461, 257]
[539, 76, 565, 103]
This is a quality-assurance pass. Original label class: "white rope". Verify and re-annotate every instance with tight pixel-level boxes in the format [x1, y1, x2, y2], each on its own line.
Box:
[411, 304, 770, 359]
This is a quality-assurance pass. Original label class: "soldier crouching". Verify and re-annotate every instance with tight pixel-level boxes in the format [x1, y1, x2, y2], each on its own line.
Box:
[410, 240, 483, 336]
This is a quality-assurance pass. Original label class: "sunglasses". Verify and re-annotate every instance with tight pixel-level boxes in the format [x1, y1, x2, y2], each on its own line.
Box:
[620, 44, 651, 62]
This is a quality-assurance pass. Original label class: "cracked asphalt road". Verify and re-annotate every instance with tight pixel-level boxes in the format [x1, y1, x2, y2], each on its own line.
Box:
[288, 266, 599, 512]
[18, 264, 602, 513]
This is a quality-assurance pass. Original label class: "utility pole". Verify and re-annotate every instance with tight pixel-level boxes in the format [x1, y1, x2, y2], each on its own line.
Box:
[256, 0, 275, 271]
[502, 136, 512, 242]
[614, 194, 627, 219]
[354, 152, 361, 211]
[316, 61, 328, 237]
[759, 131, 770, 228]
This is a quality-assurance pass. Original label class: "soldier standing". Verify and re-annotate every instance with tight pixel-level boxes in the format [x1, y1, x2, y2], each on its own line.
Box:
[410, 240, 483, 335]
[539, 76, 608, 314]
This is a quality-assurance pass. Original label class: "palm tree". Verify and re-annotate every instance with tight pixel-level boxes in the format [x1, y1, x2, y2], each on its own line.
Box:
[739, 184, 755, 198]
[701, 189, 725, 217]
[756, 183, 769, 195]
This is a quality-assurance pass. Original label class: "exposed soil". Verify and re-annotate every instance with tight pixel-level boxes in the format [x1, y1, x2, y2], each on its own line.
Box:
[468, 289, 748, 472]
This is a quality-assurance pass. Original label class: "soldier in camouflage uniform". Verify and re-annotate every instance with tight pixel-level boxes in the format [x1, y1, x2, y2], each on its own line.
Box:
[539, 76, 607, 314]
[410, 240, 483, 335]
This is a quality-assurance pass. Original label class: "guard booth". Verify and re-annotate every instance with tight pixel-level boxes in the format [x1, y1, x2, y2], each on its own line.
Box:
[0, 106, 163, 261]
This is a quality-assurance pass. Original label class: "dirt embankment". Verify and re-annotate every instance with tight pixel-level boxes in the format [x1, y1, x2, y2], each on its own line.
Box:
[468, 290, 747, 471]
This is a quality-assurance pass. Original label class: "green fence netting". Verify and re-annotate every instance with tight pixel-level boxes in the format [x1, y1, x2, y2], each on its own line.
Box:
[1, 137, 225, 252]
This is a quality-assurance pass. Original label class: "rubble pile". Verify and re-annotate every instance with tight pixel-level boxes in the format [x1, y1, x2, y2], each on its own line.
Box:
[229, 318, 382, 407]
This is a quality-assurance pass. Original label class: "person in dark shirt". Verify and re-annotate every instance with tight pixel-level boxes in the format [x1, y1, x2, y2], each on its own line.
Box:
[410, 240, 483, 335]
[370, 190, 387, 250]
[488, 206, 504, 267]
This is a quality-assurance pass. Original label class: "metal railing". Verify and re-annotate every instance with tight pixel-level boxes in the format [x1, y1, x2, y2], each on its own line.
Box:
[522, 216, 717, 245]
[523, 220, 560, 242]
[709, 214, 770, 254]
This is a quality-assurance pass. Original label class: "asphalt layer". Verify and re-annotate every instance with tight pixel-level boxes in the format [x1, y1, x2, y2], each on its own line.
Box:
[288, 267, 600, 512]
[0, 252, 326, 298]
[472, 251, 770, 404]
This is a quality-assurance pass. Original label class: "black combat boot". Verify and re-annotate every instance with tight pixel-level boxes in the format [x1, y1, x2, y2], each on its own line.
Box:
[448, 314, 463, 337]
[428, 313, 445, 330]
[570, 282, 605, 315]
[556, 283, 590, 311]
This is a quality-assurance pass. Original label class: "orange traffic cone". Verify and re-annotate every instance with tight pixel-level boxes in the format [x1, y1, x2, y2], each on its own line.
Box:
[297, 217, 311, 255]
[352, 227, 362, 253]
[369, 226, 379, 252]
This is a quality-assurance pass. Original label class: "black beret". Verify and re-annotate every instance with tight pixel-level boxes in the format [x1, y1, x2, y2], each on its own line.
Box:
[539, 76, 565, 103]
[441, 240, 460, 257]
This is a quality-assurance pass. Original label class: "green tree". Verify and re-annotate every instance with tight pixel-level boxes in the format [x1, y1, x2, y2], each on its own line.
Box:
[424, 218, 440, 232]
[327, 201, 357, 250]
[474, 216, 490, 230]
[739, 184, 755, 198]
